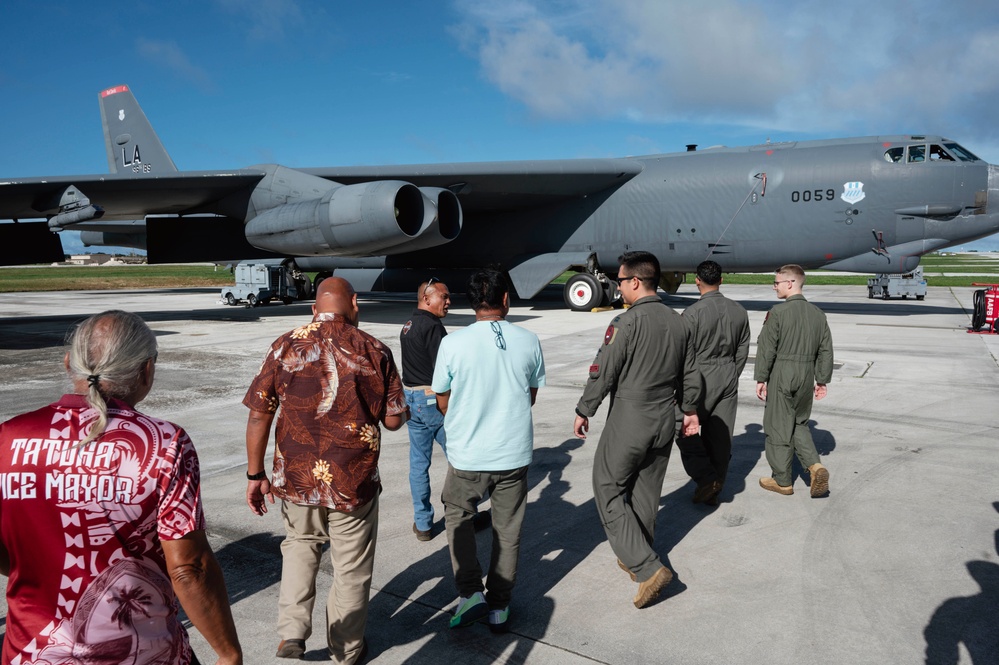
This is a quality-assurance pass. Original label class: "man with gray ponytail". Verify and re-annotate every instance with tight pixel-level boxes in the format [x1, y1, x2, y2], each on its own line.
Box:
[0, 310, 242, 665]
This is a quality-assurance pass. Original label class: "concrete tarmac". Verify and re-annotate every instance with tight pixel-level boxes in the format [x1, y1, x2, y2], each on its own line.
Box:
[1, 284, 997, 664]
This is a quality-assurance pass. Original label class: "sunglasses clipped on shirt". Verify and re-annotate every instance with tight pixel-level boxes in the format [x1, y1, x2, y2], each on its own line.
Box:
[490, 321, 506, 350]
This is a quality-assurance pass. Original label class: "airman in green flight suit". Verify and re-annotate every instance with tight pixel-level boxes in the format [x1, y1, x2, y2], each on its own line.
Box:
[754, 264, 833, 497]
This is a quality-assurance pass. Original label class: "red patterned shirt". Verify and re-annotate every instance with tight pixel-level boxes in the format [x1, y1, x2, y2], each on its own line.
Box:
[0, 394, 205, 665]
[243, 312, 406, 511]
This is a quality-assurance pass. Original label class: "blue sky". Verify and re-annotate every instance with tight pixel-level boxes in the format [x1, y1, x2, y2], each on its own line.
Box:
[4, 0, 999, 250]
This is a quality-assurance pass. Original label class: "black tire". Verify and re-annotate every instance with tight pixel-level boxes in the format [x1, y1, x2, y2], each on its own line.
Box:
[993, 318, 999, 334]
[972, 289, 986, 330]
[902, 295, 908, 300]
[867, 286, 874, 299]
[916, 295, 924, 301]
[225, 293, 236, 306]
[247, 293, 258, 308]
[281, 297, 293, 305]
[313, 272, 333, 294]
[882, 287, 890, 300]
[603, 280, 621, 308]
[563, 273, 605, 311]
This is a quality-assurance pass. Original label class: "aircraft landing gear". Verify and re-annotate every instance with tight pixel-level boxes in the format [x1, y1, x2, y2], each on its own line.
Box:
[563, 272, 618, 311]
[313, 271, 333, 294]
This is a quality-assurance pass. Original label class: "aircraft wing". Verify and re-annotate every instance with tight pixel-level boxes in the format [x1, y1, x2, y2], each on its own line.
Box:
[0, 170, 265, 221]
[0, 160, 640, 221]
[302, 158, 645, 212]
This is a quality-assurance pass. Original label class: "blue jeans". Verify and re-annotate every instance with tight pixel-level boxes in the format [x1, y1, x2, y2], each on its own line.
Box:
[405, 387, 447, 531]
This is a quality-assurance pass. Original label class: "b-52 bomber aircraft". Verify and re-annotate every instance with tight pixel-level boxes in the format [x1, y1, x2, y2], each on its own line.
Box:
[1, 84, 997, 310]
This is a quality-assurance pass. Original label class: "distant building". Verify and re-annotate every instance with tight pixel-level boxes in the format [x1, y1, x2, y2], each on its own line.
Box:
[65, 253, 112, 265]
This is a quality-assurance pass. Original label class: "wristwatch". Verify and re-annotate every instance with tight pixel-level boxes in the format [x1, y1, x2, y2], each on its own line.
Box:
[246, 470, 267, 481]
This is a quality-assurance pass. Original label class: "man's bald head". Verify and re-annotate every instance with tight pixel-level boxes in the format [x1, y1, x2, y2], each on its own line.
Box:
[313, 277, 358, 325]
[417, 279, 450, 319]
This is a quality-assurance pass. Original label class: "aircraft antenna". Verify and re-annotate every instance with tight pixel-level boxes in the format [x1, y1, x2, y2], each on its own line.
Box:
[703, 172, 766, 262]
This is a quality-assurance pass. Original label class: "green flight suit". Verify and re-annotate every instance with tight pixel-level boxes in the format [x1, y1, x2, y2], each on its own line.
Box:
[677, 290, 751, 488]
[753, 294, 834, 486]
[576, 295, 701, 583]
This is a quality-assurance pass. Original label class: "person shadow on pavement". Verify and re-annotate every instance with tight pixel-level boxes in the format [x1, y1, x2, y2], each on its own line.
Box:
[653, 422, 765, 600]
[732, 419, 836, 490]
[366, 437, 606, 664]
[923, 501, 999, 664]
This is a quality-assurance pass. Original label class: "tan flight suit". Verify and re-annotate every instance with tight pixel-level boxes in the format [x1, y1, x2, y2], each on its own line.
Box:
[677, 290, 751, 488]
[576, 295, 700, 583]
[754, 294, 833, 486]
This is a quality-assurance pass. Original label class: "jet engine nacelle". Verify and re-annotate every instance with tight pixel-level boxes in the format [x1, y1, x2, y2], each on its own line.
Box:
[244, 180, 428, 257]
[381, 187, 463, 255]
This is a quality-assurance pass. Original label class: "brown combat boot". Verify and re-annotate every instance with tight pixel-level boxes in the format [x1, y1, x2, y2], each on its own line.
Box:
[759, 477, 794, 495]
[633, 565, 673, 609]
[617, 559, 636, 582]
[808, 463, 830, 497]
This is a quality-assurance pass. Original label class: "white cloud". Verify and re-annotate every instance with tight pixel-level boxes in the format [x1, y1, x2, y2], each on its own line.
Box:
[215, 0, 306, 41]
[452, 0, 999, 142]
[136, 39, 215, 92]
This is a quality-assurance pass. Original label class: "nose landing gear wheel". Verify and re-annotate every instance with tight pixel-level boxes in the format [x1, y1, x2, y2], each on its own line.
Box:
[563, 273, 605, 311]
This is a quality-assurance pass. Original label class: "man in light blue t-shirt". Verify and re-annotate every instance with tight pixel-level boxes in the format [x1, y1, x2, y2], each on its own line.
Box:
[432, 268, 545, 634]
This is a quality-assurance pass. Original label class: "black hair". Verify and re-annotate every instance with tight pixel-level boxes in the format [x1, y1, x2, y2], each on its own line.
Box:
[696, 260, 722, 285]
[466, 268, 509, 311]
[618, 250, 661, 285]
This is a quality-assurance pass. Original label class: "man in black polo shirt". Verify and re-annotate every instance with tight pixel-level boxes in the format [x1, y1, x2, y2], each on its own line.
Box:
[400, 279, 451, 540]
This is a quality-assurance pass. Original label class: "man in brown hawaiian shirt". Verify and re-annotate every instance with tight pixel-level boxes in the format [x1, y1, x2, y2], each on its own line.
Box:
[243, 277, 408, 664]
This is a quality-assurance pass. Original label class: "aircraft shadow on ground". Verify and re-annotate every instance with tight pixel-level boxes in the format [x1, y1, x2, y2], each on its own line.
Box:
[0, 293, 551, 350]
[0, 282, 971, 351]
[366, 438, 605, 664]
[922, 501, 999, 664]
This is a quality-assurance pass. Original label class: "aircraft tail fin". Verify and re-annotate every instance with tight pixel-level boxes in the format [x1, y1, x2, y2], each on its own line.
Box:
[99, 85, 178, 174]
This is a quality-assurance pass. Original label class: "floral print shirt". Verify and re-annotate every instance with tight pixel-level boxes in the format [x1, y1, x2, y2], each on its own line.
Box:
[244, 312, 406, 511]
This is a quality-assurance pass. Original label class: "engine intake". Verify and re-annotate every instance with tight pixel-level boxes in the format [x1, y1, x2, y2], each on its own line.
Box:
[382, 187, 463, 255]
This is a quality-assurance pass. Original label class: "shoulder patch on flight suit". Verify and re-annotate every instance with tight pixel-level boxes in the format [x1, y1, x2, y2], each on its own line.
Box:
[603, 324, 618, 346]
[401, 320, 413, 335]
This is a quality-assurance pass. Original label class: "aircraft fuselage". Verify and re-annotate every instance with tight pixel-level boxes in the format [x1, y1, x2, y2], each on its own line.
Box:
[394, 137, 996, 280]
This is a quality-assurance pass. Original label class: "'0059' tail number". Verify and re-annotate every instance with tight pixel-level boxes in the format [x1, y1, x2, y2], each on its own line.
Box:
[791, 189, 836, 202]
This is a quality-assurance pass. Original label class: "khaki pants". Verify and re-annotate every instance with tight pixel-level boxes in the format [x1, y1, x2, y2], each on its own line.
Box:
[278, 496, 378, 665]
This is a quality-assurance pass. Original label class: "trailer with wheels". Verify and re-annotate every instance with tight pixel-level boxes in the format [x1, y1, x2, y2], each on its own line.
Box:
[220, 258, 311, 307]
[866, 267, 927, 300]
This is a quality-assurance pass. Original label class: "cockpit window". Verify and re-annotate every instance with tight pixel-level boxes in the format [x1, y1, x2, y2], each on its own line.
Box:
[943, 142, 981, 162]
[929, 144, 955, 161]
[884, 147, 904, 163]
[907, 145, 926, 163]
